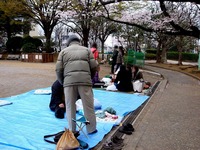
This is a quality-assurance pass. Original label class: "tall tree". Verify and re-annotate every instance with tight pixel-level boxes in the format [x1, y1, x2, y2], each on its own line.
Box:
[22, 0, 65, 52]
[62, 0, 123, 46]
[61, 0, 103, 47]
[0, 0, 27, 40]
[91, 17, 118, 59]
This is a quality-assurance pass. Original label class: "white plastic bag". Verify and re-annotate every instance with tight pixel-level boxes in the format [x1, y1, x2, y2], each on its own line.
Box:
[106, 84, 118, 91]
[76, 98, 102, 111]
[133, 80, 144, 92]
[102, 78, 111, 84]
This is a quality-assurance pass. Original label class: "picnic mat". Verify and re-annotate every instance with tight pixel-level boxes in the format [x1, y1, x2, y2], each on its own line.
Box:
[0, 88, 149, 150]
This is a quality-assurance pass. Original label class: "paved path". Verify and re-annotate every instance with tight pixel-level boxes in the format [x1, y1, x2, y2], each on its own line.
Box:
[145, 60, 198, 66]
[123, 66, 200, 150]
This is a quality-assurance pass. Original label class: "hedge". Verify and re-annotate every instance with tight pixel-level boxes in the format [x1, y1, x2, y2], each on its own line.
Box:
[167, 52, 198, 62]
[145, 51, 198, 62]
[145, 53, 156, 60]
[145, 49, 157, 55]
[22, 43, 36, 53]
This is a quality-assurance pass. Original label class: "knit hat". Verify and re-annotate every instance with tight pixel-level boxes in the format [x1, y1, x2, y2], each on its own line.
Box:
[66, 34, 80, 46]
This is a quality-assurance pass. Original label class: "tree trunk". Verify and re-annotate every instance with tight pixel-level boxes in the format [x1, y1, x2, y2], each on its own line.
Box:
[5, 17, 12, 52]
[82, 28, 89, 47]
[101, 40, 105, 60]
[5, 17, 11, 40]
[161, 43, 167, 64]
[44, 30, 52, 53]
[178, 36, 183, 65]
[156, 40, 162, 63]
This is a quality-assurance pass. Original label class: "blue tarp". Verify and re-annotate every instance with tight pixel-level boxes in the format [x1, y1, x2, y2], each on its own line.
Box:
[0, 88, 149, 150]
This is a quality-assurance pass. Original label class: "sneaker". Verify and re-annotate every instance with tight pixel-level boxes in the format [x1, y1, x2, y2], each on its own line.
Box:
[102, 142, 113, 150]
[102, 141, 123, 150]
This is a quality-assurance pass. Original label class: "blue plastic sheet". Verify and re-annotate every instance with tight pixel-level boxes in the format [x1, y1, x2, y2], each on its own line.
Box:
[0, 88, 149, 150]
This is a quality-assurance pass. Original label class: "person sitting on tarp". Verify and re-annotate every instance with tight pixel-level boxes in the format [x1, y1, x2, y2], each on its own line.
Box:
[132, 65, 151, 89]
[132, 65, 143, 81]
[49, 80, 66, 119]
[92, 65, 105, 88]
[114, 65, 133, 92]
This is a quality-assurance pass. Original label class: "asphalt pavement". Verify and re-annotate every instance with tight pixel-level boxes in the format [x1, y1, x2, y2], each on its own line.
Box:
[123, 66, 200, 150]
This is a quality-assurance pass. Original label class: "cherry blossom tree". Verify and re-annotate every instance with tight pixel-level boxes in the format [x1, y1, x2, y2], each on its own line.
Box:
[92, 17, 118, 59]
[100, 0, 200, 38]
[99, 1, 199, 63]
[60, 0, 103, 47]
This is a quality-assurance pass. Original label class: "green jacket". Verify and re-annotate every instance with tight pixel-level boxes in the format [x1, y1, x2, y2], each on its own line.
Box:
[56, 42, 98, 87]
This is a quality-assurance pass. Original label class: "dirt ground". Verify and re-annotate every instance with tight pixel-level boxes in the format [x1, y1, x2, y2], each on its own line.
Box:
[0, 60, 160, 98]
[147, 63, 200, 79]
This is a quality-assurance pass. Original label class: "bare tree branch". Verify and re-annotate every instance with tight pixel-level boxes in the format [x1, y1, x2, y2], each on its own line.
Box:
[100, 0, 200, 5]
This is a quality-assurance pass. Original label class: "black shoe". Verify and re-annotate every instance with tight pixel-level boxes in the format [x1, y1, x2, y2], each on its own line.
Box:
[111, 136, 123, 144]
[73, 131, 80, 138]
[118, 126, 132, 135]
[55, 107, 65, 119]
[123, 123, 135, 132]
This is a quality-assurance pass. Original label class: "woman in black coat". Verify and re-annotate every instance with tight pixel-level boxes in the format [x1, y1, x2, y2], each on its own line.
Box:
[114, 65, 133, 92]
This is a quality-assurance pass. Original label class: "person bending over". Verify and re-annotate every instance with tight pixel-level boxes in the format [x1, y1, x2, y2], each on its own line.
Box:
[49, 80, 65, 119]
[56, 34, 98, 134]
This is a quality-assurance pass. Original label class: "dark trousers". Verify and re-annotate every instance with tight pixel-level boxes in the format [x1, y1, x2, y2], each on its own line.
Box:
[111, 63, 116, 74]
